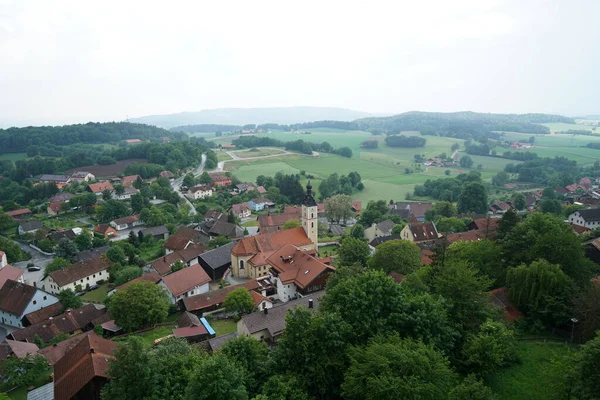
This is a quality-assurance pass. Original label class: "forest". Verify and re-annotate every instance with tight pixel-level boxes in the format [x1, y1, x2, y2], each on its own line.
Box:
[385, 134, 427, 148]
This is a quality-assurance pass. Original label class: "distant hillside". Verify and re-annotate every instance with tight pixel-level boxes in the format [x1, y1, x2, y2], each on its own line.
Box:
[129, 107, 383, 128]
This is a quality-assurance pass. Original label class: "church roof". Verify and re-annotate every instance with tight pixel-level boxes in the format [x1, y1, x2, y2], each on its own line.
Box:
[301, 181, 317, 207]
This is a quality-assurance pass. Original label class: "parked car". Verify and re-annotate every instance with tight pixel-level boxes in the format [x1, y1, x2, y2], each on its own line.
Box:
[75, 291, 86, 296]
[87, 284, 99, 291]
[27, 266, 41, 272]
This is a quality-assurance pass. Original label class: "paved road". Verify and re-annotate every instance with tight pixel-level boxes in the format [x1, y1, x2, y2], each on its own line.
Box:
[171, 154, 207, 216]
[4, 237, 53, 287]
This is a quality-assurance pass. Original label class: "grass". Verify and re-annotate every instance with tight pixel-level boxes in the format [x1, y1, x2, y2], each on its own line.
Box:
[80, 283, 110, 303]
[7, 368, 53, 400]
[135, 325, 175, 347]
[242, 219, 258, 227]
[139, 240, 165, 262]
[488, 340, 576, 400]
[217, 151, 233, 161]
[41, 215, 89, 230]
[166, 311, 183, 323]
[0, 152, 27, 162]
[210, 319, 237, 337]
[232, 148, 286, 158]
[317, 244, 338, 256]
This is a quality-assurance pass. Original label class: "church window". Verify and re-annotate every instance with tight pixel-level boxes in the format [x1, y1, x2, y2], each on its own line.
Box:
[240, 260, 245, 269]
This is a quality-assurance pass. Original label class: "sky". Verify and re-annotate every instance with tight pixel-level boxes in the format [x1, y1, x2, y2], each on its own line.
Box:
[0, 0, 599, 126]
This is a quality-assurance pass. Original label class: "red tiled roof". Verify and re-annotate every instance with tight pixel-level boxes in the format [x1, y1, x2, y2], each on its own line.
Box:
[489, 287, 522, 322]
[231, 203, 251, 214]
[5, 208, 31, 217]
[266, 244, 335, 289]
[121, 175, 141, 187]
[173, 325, 208, 338]
[164, 236, 192, 252]
[160, 264, 211, 297]
[183, 280, 260, 312]
[446, 229, 487, 244]
[352, 200, 362, 212]
[468, 218, 498, 234]
[388, 271, 405, 284]
[48, 202, 63, 213]
[407, 222, 439, 242]
[48, 256, 111, 287]
[54, 335, 117, 400]
[88, 182, 113, 193]
[37, 332, 96, 365]
[23, 302, 62, 325]
[111, 214, 139, 225]
[1, 340, 39, 360]
[257, 212, 299, 232]
[0, 264, 24, 289]
[420, 249, 434, 265]
[232, 227, 311, 259]
[0, 280, 37, 315]
[94, 224, 115, 235]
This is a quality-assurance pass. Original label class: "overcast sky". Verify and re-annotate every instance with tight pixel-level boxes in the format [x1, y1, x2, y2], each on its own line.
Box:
[0, 0, 598, 126]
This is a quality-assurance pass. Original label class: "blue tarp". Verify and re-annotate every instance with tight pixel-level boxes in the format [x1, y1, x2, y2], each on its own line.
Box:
[200, 317, 216, 336]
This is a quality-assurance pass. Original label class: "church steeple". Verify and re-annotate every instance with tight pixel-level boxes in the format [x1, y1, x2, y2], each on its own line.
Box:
[301, 180, 318, 246]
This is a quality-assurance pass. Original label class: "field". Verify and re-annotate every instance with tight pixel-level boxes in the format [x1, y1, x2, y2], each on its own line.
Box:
[0, 152, 27, 162]
[65, 158, 147, 178]
[231, 148, 286, 158]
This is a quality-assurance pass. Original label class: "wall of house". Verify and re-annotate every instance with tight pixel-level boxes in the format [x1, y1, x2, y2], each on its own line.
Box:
[276, 276, 297, 302]
[301, 204, 318, 245]
[0, 252, 7, 267]
[159, 281, 209, 304]
[568, 212, 600, 228]
[231, 254, 253, 278]
[0, 310, 25, 328]
[0, 290, 58, 328]
[237, 320, 272, 342]
[45, 270, 108, 295]
[400, 225, 414, 242]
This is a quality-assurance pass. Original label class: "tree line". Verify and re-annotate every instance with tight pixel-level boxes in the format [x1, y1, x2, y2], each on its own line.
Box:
[232, 136, 353, 158]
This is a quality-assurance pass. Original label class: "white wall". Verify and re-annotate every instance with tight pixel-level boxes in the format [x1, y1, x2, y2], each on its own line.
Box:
[159, 281, 209, 304]
[0, 253, 6, 268]
[45, 270, 108, 295]
[276, 276, 297, 302]
[0, 289, 58, 328]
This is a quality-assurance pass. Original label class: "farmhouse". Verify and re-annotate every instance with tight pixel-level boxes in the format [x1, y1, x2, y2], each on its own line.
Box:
[43, 256, 111, 294]
[0, 340, 39, 361]
[182, 279, 269, 315]
[94, 224, 117, 238]
[0, 262, 24, 289]
[568, 209, 600, 229]
[48, 193, 74, 203]
[121, 174, 142, 187]
[188, 185, 213, 200]
[400, 222, 440, 244]
[0, 280, 59, 328]
[70, 171, 96, 182]
[139, 225, 169, 240]
[88, 181, 114, 195]
[204, 210, 228, 222]
[151, 243, 208, 275]
[389, 202, 432, 222]
[113, 186, 139, 200]
[39, 174, 71, 185]
[231, 203, 252, 219]
[159, 170, 175, 180]
[158, 264, 211, 304]
[248, 197, 273, 212]
[210, 173, 233, 187]
[164, 226, 209, 254]
[364, 219, 395, 242]
[110, 215, 142, 231]
[5, 208, 32, 220]
[47, 201, 64, 216]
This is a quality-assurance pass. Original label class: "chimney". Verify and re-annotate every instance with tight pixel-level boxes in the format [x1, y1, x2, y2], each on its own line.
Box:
[163, 256, 166, 262]
[90, 348, 95, 354]
[308, 299, 314, 309]
[263, 308, 268, 315]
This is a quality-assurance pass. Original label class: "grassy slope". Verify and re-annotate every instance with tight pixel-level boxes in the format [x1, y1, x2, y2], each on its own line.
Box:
[0, 152, 27, 162]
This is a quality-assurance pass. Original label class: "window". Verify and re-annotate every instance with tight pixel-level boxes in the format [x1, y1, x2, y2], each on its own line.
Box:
[311, 212, 314, 219]
[87, 277, 90, 280]
[93, 274, 95, 278]
[33, 300, 37, 305]
[80, 279, 83, 283]
[311, 222, 314, 228]
[43, 296, 47, 300]
[240, 260, 245, 269]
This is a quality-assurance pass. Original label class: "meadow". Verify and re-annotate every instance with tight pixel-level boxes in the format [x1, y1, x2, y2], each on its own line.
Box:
[0, 152, 27, 162]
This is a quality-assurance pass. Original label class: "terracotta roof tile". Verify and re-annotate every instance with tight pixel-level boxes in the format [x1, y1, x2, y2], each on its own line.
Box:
[183, 280, 260, 312]
[0, 280, 37, 315]
[0, 264, 24, 289]
[47, 256, 111, 287]
[115, 272, 162, 291]
[23, 302, 63, 325]
[160, 264, 211, 297]
[232, 227, 311, 259]
[266, 244, 335, 289]
[88, 181, 113, 193]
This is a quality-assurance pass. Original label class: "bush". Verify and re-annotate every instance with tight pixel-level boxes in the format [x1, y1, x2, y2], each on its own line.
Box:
[97, 279, 105, 285]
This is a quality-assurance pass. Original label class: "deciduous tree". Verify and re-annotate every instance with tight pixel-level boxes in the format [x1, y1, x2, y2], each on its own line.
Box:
[224, 288, 254, 315]
[336, 236, 370, 267]
[108, 281, 170, 332]
[57, 289, 83, 311]
[457, 182, 488, 214]
[185, 354, 247, 400]
[367, 239, 421, 274]
[324, 194, 353, 224]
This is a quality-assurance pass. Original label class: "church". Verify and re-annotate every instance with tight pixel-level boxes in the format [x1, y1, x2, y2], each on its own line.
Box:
[230, 182, 334, 301]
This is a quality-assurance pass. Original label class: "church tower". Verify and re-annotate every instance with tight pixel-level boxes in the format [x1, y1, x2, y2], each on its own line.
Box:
[301, 180, 318, 247]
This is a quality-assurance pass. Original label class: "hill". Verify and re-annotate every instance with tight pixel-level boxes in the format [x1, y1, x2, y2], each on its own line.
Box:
[129, 106, 383, 128]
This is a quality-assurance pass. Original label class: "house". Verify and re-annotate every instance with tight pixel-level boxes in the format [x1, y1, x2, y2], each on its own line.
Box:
[139, 225, 169, 240]
[39, 174, 70, 185]
[231, 182, 319, 279]
[70, 171, 95, 182]
[100, 320, 124, 337]
[568, 209, 600, 229]
[221, 144, 236, 149]
[47, 228, 76, 244]
[94, 224, 117, 238]
[9, 304, 107, 344]
[400, 222, 440, 243]
[121, 175, 142, 187]
[197, 241, 236, 281]
[237, 291, 324, 343]
[248, 197, 272, 212]
[445, 229, 488, 244]
[352, 200, 362, 213]
[189, 185, 213, 200]
[21, 302, 62, 326]
[43, 256, 111, 294]
[183, 279, 269, 315]
[210, 174, 233, 187]
[580, 177, 592, 191]
[5, 208, 32, 220]
[37, 331, 96, 365]
[109, 215, 142, 231]
[151, 244, 208, 275]
[231, 203, 252, 219]
[49, 193, 74, 203]
[53, 335, 117, 400]
[88, 181, 114, 195]
[0, 280, 59, 328]
[159, 170, 175, 180]
[369, 233, 402, 247]
[389, 202, 433, 222]
[0, 250, 6, 268]
[196, 220, 244, 239]
[113, 186, 139, 200]
[158, 264, 211, 304]
[204, 210, 228, 222]
[108, 272, 162, 296]
[489, 201, 512, 214]
[173, 313, 215, 343]
[467, 218, 499, 237]
[0, 262, 24, 289]
[125, 138, 142, 144]
[267, 244, 335, 302]
[164, 226, 209, 254]
[0, 339, 39, 361]
[47, 201, 64, 216]
[18, 220, 43, 235]
[364, 219, 396, 242]
[257, 212, 300, 233]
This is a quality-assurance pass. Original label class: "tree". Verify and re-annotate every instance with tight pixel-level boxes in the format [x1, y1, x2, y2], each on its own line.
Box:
[513, 193, 526, 210]
[0, 237, 25, 263]
[198, 171, 213, 185]
[258, 375, 309, 400]
[55, 239, 79, 262]
[496, 208, 519, 240]
[462, 319, 517, 376]
[436, 217, 467, 233]
[44, 257, 70, 276]
[0, 212, 15, 232]
[1, 355, 48, 390]
[574, 285, 600, 341]
[170, 259, 186, 273]
[336, 236, 370, 267]
[506, 259, 574, 327]
[99, 199, 129, 222]
[208, 235, 232, 249]
[457, 182, 488, 214]
[102, 189, 113, 200]
[433, 201, 457, 218]
[572, 331, 600, 399]
[106, 246, 126, 264]
[460, 155, 474, 168]
[185, 354, 247, 400]
[391, 223, 405, 234]
[342, 335, 456, 400]
[57, 289, 83, 311]
[140, 206, 168, 227]
[224, 288, 254, 315]
[350, 223, 364, 239]
[324, 194, 353, 223]
[539, 199, 563, 215]
[282, 219, 301, 230]
[446, 239, 505, 286]
[131, 193, 149, 214]
[356, 182, 365, 191]
[74, 231, 92, 251]
[108, 281, 170, 332]
[183, 173, 196, 188]
[272, 308, 352, 398]
[448, 375, 494, 400]
[221, 337, 269, 397]
[114, 266, 143, 286]
[367, 239, 421, 274]
[325, 262, 364, 291]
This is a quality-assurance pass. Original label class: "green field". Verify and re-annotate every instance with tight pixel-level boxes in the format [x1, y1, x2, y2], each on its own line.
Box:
[232, 148, 286, 158]
[0, 152, 27, 162]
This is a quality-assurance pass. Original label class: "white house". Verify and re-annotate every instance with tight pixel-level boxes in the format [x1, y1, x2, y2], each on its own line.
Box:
[158, 264, 211, 304]
[231, 203, 252, 219]
[114, 186, 140, 201]
[0, 280, 59, 328]
[0, 250, 7, 268]
[188, 185, 213, 200]
[70, 171, 96, 182]
[110, 215, 143, 231]
[43, 256, 111, 294]
[568, 209, 600, 229]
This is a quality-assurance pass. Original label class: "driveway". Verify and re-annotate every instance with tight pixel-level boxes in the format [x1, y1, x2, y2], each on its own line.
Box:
[171, 154, 207, 216]
[3, 236, 53, 287]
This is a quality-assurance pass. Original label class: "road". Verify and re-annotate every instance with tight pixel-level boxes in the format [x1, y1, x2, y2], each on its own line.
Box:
[4, 237, 53, 288]
[171, 154, 207, 216]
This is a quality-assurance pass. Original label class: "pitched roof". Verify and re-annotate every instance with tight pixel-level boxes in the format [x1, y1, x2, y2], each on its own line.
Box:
[48, 202, 63, 213]
[54, 335, 117, 400]
[177, 244, 209, 263]
[39, 174, 70, 183]
[5, 208, 31, 217]
[468, 218, 498, 235]
[369, 233, 402, 247]
[23, 302, 63, 325]
[376, 219, 395, 234]
[159, 170, 174, 178]
[489, 287, 522, 322]
[231, 227, 311, 260]
[160, 264, 211, 297]
[1, 340, 39, 360]
[391, 202, 433, 218]
[164, 236, 192, 252]
[173, 325, 208, 338]
[257, 212, 299, 232]
[49, 193, 75, 203]
[207, 332, 237, 352]
[231, 203, 251, 214]
[115, 272, 162, 291]
[121, 175, 141, 187]
[88, 181, 114, 193]
[204, 210, 228, 221]
[111, 214, 139, 225]
[0, 280, 37, 315]
[352, 200, 362, 212]
[249, 197, 270, 204]
[140, 225, 169, 237]
[446, 229, 487, 244]
[407, 222, 439, 242]
[266, 244, 335, 289]
[210, 174, 231, 183]
[190, 184, 212, 193]
[198, 241, 236, 270]
[71, 171, 93, 178]
[0, 264, 24, 289]
[205, 220, 241, 237]
[94, 224, 115, 235]
[575, 208, 600, 222]
[256, 186, 267, 194]
[388, 271, 405, 284]
[19, 220, 43, 232]
[421, 249, 434, 265]
[37, 332, 96, 365]
[76, 246, 110, 262]
[47, 256, 111, 287]
[183, 279, 260, 311]
[240, 291, 325, 336]
[173, 226, 203, 241]
[178, 311, 202, 328]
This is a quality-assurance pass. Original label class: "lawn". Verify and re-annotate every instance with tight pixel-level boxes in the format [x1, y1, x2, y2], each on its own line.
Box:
[41, 215, 90, 230]
[232, 148, 286, 158]
[0, 152, 27, 162]
[317, 244, 338, 257]
[81, 283, 110, 303]
[217, 151, 233, 161]
[210, 319, 237, 337]
[139, 240, 165, 262]
[488, 340, 576, 400]
[242, 219, 258, 227]
[134, 325, 175, 347]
